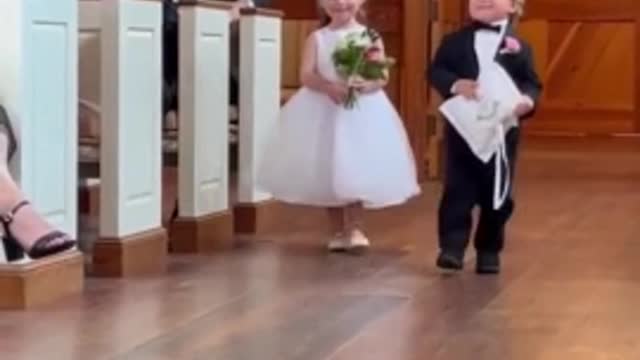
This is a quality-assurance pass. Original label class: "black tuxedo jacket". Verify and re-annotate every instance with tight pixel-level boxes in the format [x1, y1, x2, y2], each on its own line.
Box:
[429, 23, 542, 119]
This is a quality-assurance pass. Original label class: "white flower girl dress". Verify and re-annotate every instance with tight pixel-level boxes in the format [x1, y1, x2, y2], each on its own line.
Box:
[258, 24, 420, 209]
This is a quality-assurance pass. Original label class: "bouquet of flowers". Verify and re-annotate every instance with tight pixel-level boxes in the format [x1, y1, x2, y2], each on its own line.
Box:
[331, 28, 395, 109]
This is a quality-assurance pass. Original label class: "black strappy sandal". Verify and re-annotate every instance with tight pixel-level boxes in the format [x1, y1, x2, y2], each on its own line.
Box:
[1, 200, 76, 259]
[0, 107, 75, 260]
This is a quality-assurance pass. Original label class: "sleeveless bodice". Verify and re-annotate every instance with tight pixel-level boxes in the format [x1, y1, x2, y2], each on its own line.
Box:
[314, 24, 367, 83]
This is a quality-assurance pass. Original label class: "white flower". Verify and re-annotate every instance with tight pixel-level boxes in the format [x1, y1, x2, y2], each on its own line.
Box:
[335, 37, 349, 50]
[344, 30, 372, 47]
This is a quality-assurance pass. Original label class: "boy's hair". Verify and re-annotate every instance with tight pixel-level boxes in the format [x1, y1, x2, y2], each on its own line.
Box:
[510, 0, 525, 27]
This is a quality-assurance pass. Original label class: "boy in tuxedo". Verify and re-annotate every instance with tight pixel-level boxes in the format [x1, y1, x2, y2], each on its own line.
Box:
[429, 0, 542, 274]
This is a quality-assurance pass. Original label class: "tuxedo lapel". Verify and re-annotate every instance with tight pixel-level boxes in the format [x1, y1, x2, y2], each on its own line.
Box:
[494, 22, 515, 60]
[460, 27, 480, 78]
[494, 23, 525, 77]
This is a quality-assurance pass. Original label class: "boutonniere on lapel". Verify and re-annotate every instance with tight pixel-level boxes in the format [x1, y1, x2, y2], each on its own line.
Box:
[498, 36, 521, 55]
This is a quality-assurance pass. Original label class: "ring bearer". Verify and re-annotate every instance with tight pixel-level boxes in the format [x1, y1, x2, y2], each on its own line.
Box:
[429, 0, 542, 274]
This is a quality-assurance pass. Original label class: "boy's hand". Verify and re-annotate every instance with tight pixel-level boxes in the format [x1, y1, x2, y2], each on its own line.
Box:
[452, 79, 479, 100]
[513, 95, 534, 117]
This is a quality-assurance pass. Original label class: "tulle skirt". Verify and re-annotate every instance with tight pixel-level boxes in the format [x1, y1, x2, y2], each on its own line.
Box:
[257, 88, 420, 209]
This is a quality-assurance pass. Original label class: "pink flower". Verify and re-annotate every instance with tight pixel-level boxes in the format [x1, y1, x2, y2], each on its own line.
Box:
[500, 36, 521, 54]
[365, 46, 384, 61]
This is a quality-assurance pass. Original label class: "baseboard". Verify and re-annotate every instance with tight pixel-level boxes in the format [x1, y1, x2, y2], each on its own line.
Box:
[92, 228, 168, 277]
[0, 251, 84, 309]
[170, 210, 234, 253]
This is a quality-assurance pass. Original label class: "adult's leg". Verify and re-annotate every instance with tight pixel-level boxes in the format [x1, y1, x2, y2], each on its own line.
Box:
[0, 116, 75, 260]
[162, 18, 179, 116]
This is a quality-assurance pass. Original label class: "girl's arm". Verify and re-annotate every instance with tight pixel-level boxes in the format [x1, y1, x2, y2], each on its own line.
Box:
[300, 33, 332, 92]
[299, 32, 348, 103]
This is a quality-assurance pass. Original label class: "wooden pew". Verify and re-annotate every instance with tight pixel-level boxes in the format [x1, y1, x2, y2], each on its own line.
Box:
[78, 0, 102, 219]
[0, 0, 84, 309]
[233, 8, 284, 234]
[169, 0, 234, 252]
[86, 0, 168, 277]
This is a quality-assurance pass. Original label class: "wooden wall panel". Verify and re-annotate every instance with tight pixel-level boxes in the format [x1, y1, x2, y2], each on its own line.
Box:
[523, 0, 636, 21]
[518, 0, 640, 135]
[425, 0, 468, 178]
[270, 0, 317, 19]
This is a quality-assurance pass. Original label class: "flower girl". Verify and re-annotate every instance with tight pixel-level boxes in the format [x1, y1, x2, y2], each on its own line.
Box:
[258, 0, 420, 253]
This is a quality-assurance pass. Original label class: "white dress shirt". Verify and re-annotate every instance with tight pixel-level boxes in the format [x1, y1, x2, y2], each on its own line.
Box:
[474, 19, 509, 70]
[452, 18, 533, 108]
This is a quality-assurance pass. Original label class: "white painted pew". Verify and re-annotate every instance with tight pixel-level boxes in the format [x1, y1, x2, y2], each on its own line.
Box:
[0, 0, 83, 309]
[87, 0, 167, 276]
[235, 7, 283, 234]
[170, 0, 234, 252]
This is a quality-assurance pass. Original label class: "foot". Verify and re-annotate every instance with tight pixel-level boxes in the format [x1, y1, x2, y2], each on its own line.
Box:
[476, 252, 500, 274]
[327, 230, 370, 254]
[0, 174, 75, 258]
[2, 201, 75, 259]
[327, 233, 350, 252]
[436, 251, 464, 272]
[347, 229, 370, 255]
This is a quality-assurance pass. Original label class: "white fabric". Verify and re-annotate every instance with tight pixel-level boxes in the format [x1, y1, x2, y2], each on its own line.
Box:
[474, 19, 509, 70]
[439, 63, 522, 209]
[257, 25, 420, 209]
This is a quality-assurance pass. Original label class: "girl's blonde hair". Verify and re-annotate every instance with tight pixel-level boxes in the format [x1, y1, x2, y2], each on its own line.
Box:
[316, 0, 367, 28]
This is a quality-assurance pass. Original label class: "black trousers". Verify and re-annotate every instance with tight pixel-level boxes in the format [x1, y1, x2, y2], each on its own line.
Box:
[163, 23, 179, 115]
[438, 123, 520, 256]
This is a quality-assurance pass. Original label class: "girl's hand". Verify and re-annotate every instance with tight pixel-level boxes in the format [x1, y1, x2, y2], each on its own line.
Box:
[351, 79, 384, 94]
[324, 82, 349, 104]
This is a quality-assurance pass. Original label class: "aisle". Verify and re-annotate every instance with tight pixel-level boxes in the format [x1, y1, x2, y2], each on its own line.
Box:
[2, 137, 640, 360]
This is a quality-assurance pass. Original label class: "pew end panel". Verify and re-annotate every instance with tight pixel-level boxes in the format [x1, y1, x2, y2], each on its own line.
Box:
[0, 0, 84, 307]
[0, 251, 84, 309]
[234, 8, 284, 234]
[91, 0, 168, 276]
[170, 0, 235, 252]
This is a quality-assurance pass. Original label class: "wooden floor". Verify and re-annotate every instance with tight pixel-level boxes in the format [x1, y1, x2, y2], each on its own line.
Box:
[3, 136, 640, 360]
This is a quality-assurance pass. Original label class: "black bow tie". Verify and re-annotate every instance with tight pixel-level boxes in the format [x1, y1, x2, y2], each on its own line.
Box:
[471, 21, 502, 33]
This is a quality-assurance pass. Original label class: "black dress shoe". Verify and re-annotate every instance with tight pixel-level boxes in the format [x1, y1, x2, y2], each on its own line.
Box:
[476, 252, 500, 274]
[436, 252, 464, 271]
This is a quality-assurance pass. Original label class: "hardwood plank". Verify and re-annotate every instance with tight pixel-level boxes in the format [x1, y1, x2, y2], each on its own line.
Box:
[524, 0, 637, 21]
[4, 137, 640, 359]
